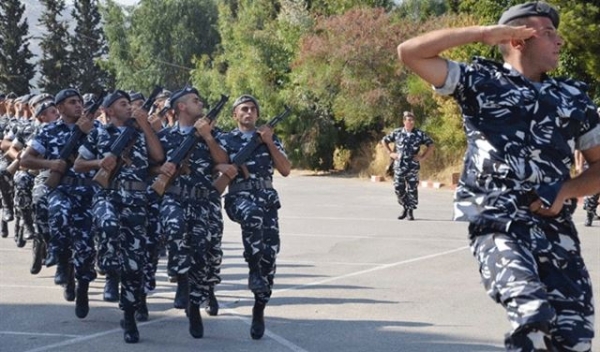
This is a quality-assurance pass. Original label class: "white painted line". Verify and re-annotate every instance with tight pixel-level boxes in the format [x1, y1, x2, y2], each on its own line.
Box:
[0, 331, 81, 338]
[274, 246, 469, 294]
[0, 284, 61, 290]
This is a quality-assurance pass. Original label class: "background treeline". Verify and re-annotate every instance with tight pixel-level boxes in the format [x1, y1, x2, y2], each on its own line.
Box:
[1, 0, 599, 178]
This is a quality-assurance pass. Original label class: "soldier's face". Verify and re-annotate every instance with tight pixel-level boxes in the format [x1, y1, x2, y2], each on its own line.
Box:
[40, 106, 59, 123]
[234, 102, 258, 129]
[403, 116, 415, 131]
[131, 99, 144, 110]
[109, 98, 132, 123]
[59, 97, 83, 119]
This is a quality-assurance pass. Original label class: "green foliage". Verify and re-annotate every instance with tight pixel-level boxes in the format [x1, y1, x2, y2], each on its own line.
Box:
[38, 0, 74, 93]
[101, 0, 220, 94]
[70, 0, 111, 93]
[0, 0, 35, 95]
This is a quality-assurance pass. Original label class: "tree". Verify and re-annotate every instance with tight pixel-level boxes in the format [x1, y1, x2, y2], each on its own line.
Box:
[70, 0, 110, 93]
[102, 0, 220, 93]
[38, 0, 74, 94]
[0, 0, 35, 95]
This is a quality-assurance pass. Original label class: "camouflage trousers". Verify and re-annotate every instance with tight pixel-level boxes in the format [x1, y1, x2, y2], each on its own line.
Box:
[92, 190, 148, 311]
[48, 186, 96, 282]
[160, 195, 217, 306]
[206, 194, 224, 288]
[32, 180, 50, 245]
[143, 190, 163, 293]
[583, 193, 599, 213]
[393, 168, 419, 210]
[13, 171, 35, 236]
[0, 166, 14, 216]
[470, 221, 594, 352]
[225, 191, 281, 304]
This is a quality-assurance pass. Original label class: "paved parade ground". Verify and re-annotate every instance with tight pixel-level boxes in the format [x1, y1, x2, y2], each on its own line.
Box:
[1, 172, 598, 352]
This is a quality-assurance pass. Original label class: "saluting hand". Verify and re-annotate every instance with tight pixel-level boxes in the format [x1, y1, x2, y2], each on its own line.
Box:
[480, 25, 537, 46]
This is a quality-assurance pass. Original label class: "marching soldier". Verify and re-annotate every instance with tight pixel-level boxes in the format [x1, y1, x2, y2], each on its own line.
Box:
[156, 86, 229, 338]
[74, 90, 163, 343]
[20, 88, 98, 319]
[217, 95, 291, 339]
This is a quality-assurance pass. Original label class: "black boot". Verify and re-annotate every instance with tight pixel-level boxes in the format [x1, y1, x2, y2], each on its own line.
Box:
[584, 211, 593, 227]
[205, 287, 219, 316]
[407, 209, 414, 221]
[54, 259, 69, 285]
[188, 302, 203, 338]
[173, 274, 189, 309]
[135, 294, 149, 322]
[103, 271, 120, 302]
[0, 220, 7, 238]
[250, 300, 266, 340]
[397, 207, 408, 220]
[75, 280, 90, 319]
[45, 250, 59, 267]
[120, 309, 139, 343]
[30, 238, 44, 275]
[63, 264, 76, 302]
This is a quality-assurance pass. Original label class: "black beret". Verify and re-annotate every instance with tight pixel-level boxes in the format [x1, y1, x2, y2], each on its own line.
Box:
[6, 92, 17, 100]
[129, 91, 145, 102]
[34, 101, 56, 118]
[170, 86, 199, 107]
[232, 94, 260, 116]
[102, 90, 131, 108]
[499, 1, 559, 28]
[55, 88, 82, 105]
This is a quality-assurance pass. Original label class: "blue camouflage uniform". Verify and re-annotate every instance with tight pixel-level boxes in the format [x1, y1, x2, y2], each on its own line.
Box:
[382, 127, 433, 210]
[12, 118, 38, 242]
[79, 123, 151, 312]
[29, 119, 101, 283]
[436, 57, 599, 351]
[221, 128, 286, 304]
[158, 125, 222, 306]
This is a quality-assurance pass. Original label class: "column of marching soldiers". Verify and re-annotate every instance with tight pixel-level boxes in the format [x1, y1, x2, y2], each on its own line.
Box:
[0, 87, 290, 344]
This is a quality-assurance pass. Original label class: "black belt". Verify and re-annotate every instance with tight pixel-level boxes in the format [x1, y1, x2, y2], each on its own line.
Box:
[166, 185, 211, 199]
[108, 179, 147, 191]
[228, 179, 273, 193]
[60, 176, 94, 187]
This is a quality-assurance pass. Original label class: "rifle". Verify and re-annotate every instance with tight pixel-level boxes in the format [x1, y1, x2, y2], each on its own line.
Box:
[212, 106, 291, 195]
[151, 94, 229, 196]
[45, 91, 106, 189]
[93, 86, 163, 188]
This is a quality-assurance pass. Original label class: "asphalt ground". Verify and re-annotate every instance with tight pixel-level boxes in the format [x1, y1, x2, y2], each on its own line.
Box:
[0, 172, 598, 352]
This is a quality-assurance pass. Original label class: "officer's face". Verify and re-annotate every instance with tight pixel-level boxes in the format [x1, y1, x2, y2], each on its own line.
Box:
[403, 116, 415, 131]
[131, 99, 144, 110]
[521, 16, 563, 73]
[233, 102, 258, 129]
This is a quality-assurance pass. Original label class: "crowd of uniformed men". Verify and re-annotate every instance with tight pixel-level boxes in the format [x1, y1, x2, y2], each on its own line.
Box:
[0, 87, 291, 343]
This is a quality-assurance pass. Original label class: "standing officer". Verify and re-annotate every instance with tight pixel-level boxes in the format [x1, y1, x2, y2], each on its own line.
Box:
[398, 1, 599, 350]
[576, 149, 599, 227]
[20, 88, 98, 319]
[74, 90, 163, 343]
[381, 111, 434, 220]
[217, 95, 291, 340]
